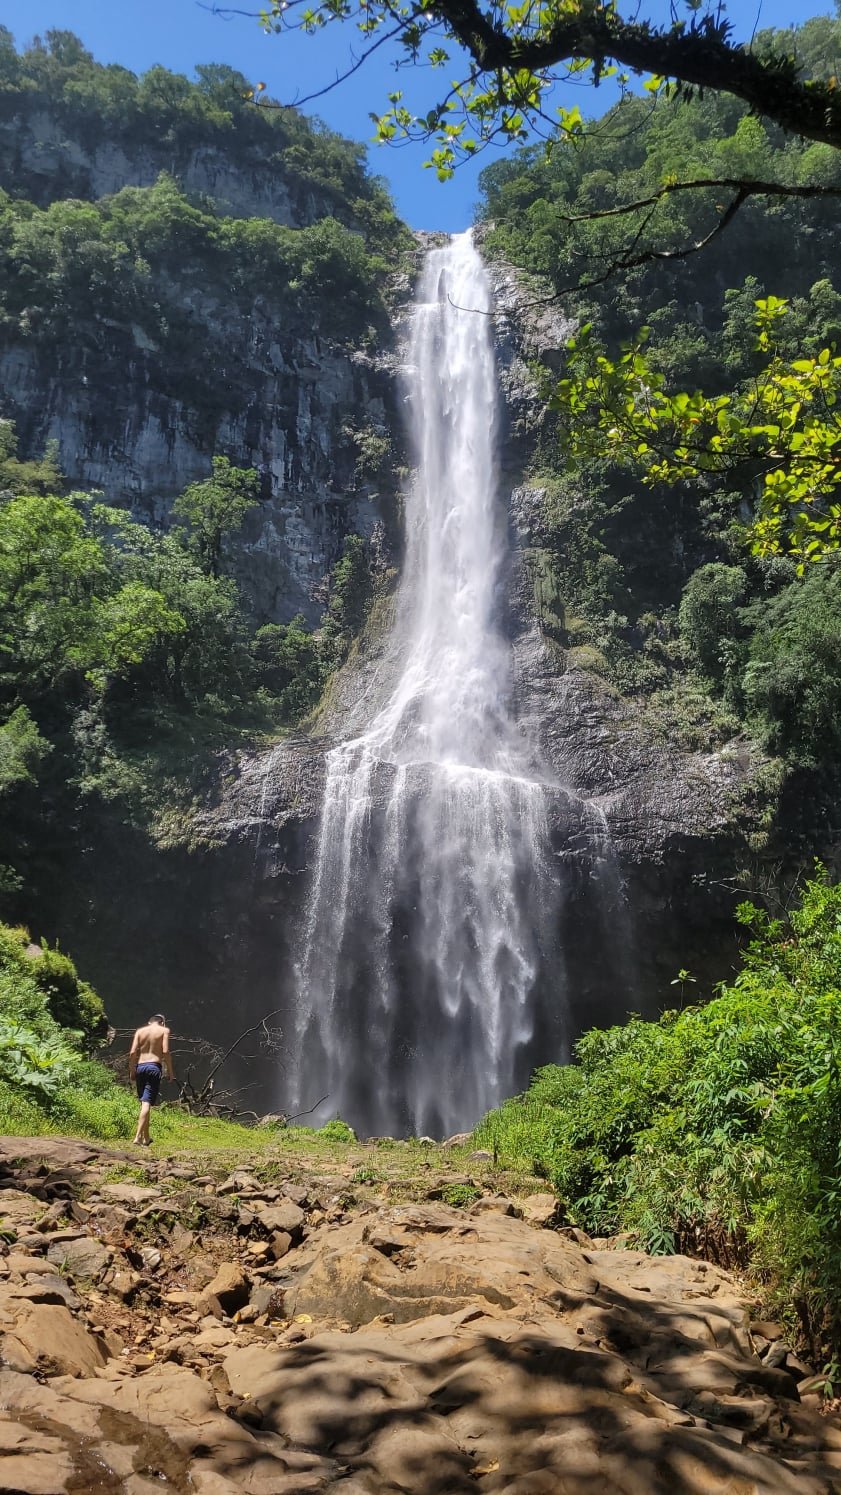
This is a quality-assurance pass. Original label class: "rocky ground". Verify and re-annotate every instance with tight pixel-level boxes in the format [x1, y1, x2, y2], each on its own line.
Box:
[1, 1134, 840, 1494]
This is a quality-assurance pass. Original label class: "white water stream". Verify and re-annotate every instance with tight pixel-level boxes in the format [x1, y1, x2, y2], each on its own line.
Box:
[289, 231, 560, 1136]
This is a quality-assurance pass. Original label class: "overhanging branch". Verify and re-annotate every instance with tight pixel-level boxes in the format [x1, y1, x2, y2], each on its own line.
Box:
[431, 5, 841, 151]
[559, 178, 841, 223]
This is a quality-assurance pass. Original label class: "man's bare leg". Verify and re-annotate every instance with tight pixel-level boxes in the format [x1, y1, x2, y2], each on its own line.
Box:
[134, 1101, 152, 1145]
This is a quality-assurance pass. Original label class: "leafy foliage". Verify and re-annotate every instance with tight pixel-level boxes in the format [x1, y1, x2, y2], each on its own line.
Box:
[475, 17, 841, 780]
[172, 457, 261, 579]
[318, 1118, 357, 1141]
[0, 1017, 77, 1100]
[0, 173, 392, 378]
[0, 29, 408, 255]
[244, 0, 841, 180]
[0, 421, 62, 497]
[556, 298, 841, 567]
[0, 434, 377, 904]
[475, 870, 841, 1359]
[0, 922, 106, 1053]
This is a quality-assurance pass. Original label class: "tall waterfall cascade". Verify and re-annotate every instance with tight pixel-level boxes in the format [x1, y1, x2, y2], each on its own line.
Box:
[289, 231, 564, 1138]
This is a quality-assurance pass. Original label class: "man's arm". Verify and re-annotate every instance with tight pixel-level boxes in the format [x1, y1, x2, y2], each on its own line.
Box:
[128, 1029, 141, 1080]
[162, 1027, 175, 1083]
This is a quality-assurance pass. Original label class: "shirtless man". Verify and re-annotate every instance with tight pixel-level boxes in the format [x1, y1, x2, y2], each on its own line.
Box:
[128, 1014, 175, 1146]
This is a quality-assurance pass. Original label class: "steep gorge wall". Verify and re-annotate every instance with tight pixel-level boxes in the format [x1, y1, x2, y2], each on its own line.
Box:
[0, 105, 338, 228]
[0, 71, 407, 624]
[3, 320, 397, 625]
[37, 252, 765, 1120]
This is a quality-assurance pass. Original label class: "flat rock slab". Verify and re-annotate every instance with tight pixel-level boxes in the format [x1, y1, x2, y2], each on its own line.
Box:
[98, 1183, 163, 1206]
[286, 1203, 599, 1327]
[0, 1137, 135, 1169]
[257, 1200, 305, 1235]
[223, 1316, 841, 1495]
[0, 1177, 838, 1492]
[0, 1297, 106, 1377]
[0, 1191, 47, 1226]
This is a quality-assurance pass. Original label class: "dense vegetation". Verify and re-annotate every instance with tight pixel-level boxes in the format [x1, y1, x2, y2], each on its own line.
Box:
[476, 870, 841, 1368]
[0, 30, 411, 433]
[478, 9, 841, 784]
[0, 30, 404, 916]
[0, 170, 393, 393]
[0, 27, 407, 253]
[0, 429, 378, 909]
[0, 920, 122, 1137]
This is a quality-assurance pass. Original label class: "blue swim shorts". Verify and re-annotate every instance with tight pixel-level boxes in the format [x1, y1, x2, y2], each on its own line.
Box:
[135, 1063, 162, 1105]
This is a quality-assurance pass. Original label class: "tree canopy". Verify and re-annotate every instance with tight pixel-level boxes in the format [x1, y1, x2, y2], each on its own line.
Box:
[238, 0, 841, 180]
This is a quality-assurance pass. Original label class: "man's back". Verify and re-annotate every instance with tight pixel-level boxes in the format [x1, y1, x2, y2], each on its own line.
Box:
[134, 1022, 169, 1065]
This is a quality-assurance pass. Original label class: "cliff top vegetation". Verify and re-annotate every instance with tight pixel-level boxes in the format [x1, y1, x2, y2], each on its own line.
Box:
[0, 25, 407, 250]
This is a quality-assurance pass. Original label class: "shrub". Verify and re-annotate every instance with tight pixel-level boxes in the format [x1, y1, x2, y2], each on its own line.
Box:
[475, 870, 841, 1359]
[742, 557, 841, 765]
[26, 943, 107, 1048]
[440, 1183, 482, 1208]
[0, 917, 123, 1135]
[319, 1118, 356, 1142]
[319, 536, 374, 667]
[678, 564, 747, 681]
[0, 1017, 77, 1099]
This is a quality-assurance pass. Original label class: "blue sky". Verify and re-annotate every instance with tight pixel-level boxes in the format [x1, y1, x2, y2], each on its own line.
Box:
[1, 0, 832, 229]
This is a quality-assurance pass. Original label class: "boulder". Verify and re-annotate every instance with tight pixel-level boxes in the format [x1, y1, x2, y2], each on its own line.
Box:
[47, 1236, 112, 1280]
[519, 1191, 561, 1228]
[0, 1300, 107, 1377]
[216, 1171, 265, 1196]
[200, 1262, 250, 1315]
[286, 1204, 598, 1328]
[3, 1254, 61, 1275]
[257, 1200, 305, 1236]
[0, 1192, 44, 1227]
[98, 1183, 162, 1206]
[442, 1133, 472, 1148]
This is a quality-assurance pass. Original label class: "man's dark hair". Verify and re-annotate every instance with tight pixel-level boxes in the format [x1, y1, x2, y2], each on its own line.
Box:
[149, 1013, 167, 1026]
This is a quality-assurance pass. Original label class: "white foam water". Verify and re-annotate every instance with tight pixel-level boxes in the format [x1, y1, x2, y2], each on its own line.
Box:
[288, 231, 560, 1137]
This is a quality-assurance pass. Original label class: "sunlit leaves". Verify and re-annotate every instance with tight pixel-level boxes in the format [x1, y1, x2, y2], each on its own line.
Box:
[554, 299, 841, 568]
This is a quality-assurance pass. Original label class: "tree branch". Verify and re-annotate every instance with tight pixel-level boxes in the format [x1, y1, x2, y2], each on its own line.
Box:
[430, 5, 841, 151]
[451, 184, 754, 311]
[559, 178, 841, 223]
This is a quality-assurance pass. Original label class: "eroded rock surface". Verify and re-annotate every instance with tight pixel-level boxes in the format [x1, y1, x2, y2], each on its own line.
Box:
[0, 1136, 839, 1493]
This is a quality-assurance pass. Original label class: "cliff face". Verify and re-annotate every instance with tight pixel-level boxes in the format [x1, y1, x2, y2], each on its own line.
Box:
[0, 106, 336, 228]
[0, 68, 406, 624]
[4, 327, 396, 624]
[42, 253, 763, 1120]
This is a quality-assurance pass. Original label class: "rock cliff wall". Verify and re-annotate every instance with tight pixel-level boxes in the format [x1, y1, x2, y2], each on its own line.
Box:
[0, 105, 336, 227]
[0, 85, 405, 624]
[41, 247, 764, 1118]
[3, 326, 396, 624]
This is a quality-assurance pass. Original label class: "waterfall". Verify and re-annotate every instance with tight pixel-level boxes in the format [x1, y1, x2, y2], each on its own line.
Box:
[289, 230, 562, 1138]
